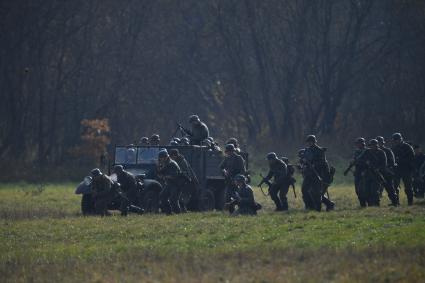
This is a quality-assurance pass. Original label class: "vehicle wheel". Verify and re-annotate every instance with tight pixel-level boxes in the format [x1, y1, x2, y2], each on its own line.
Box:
[81, 194, 95, 215]
[143, 190, 160, 213]
[198, 189, 215, 211]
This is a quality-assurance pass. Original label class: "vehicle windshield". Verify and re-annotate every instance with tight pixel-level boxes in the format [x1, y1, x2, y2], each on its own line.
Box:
[114, 146, 159, 165]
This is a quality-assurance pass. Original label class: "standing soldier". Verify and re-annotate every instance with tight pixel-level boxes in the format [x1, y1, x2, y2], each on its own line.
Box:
[139, 137, 149, 145]
[391, 133, 415, 205]
[300, 135, 330, 212]
[149, 134, 160, 146]
[227, 174, 259, 215]
[157, 149, 182, 214]
[376, 136, 399, 206]
[219, 144, 246, 212]
[188, 115, 209, 145]
[362, 139, 387, 206]
[226, 138, 241, 153]
[260, 152, 288, 211]
[413, 144, 425, 198]
[345, 138, 369, 207]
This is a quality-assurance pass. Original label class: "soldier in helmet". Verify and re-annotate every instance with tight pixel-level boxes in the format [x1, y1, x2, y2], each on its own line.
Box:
[219, 144, 246, 212]
[300, 135, 331, 212]
[227, 174, 259, 215]
[112, 165, 139, 209]
[157, 149, 182, 214]
[187, 115, 209, 145]
[90, 168, 114, 216]
[346, 137, 369, 207]
[376, 136, 399, 206]
[391, 133, 415, 205]
[226, 138, 241, 153]
[413, 144, 425, 198]
[149, 134, 160, 146]
[260, 152, 288, 211]
[180, 137, 190, 146]
[139, 137, 149, 145]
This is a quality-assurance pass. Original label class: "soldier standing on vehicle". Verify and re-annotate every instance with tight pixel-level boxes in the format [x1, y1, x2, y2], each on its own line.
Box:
[139, 137, 149, 145]
[300, 135, 330, 212]
[376, 136, 399, 206]
[391, 133, 415, 205]
[228, 174, 259, 215]
[157, 149, 182, 214]
[169, 149, 197, 212]
[413, 144, 425, 198]
[260, 152, 288, 211]
[90, 168, 114, 216]
[149, 134, 160, 146]
[188, 115, 209, 145]
[219, 144, 246, 212]
[226, 138, 241, 153]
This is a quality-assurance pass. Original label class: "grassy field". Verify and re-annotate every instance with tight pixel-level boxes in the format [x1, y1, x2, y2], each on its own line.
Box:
[1, 182, 425, 283]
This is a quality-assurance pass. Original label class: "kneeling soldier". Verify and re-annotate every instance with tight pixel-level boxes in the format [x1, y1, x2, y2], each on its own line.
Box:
[229, 174, 259, 215]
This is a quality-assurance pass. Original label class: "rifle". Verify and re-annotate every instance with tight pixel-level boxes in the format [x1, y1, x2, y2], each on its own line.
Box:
[257, 174, 271, 196]
[176, 123, 192, 137]
[344, 149, 367, 176]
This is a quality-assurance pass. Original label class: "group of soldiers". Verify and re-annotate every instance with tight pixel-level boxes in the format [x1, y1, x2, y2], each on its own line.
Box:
[344, 133, 425, 207]
[86, 114, 425, 216]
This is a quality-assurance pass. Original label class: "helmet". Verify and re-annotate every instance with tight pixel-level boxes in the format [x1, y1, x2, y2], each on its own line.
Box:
[225, 144, 235, 152]
[207, 137, 214, 142]
[368, 139, 378, 146]
[355, 137, 366, 145]
[150, 134, 160, 141]
[158, 149, 169, 159]
[113, 165, 124, 173]
[170, 141, 179, 146]
[233, 174, 246, 183]
[140, 137, 149, 144]
[392, 132, 402, 141]
[173, 137, 181, 143]
[90, 168, 102, 177]
[181, 137, 190, 145]
[376, 136, 385, 144]
[189, 115, 200, 123]
[306, 135, 317, 143]
[169, 148, 179, 156]
[266, 152, 277, 160]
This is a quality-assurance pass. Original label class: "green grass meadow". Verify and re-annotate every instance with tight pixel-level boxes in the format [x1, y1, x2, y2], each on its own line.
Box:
[1, 182, 425, 282]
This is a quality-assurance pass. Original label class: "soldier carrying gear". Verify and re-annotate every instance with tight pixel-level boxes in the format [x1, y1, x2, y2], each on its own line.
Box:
[260, 152, 289, 211]
[413, 144, 425, 198]
[139, 137, 149, 145]
[227, 174, 260, 215]
[157, 149, 182, 214]
[376, 136, 399, 206]
[219, 144, 246, 212]
[90, 168, 114, 216]
[300, 135, 333, 212]
[186, 115, 209, 145]
[149, 134, 160, 146]
[112, 165, 140, 214]
[169, 148, 197, 212]
[391, 132, 415, 205]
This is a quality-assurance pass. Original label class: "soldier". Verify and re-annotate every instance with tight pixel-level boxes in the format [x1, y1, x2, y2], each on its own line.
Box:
[376, 136, 399, 206]
[112, 165, 139, 207]
[228, 174, 258, 215]
[149, 134, 160, 146]
[413, 144, 425, 198]
[260, 152, 288, 211]
[188, 115, 209, 145]
[361, 139, 387, 206]
[226, 138, 241, 153]
[157, 149, 182, 214]
[139, 137, 149, 145]
[90, 168, 114, 216]
[180, 137, 190, 146]
[346, 137, 369, 207]
[300, 135, 331, 212]
[391, 133, 415, 205]
[219, 144, 246, 212]
[169, 149, 197, 212]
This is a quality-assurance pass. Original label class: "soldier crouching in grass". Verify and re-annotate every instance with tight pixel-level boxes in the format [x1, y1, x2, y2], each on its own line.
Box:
[90, 168, 114, 216]
[226, 174, 261, 216]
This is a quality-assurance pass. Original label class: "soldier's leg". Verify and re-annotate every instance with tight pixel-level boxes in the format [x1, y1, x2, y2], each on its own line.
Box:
[402, 174, 414, 205]
[170, 185, 182, 214]
[301, 179, 313, 210]
[225, 182, 237, 213]
[278, 183, 289, 211]
[321, 186, 335, 211]
[311, 179, 322, 212]
[159, 187, 172, 214]
[356, 175, 367, 207]
[94, 192, 114, 216]
[393, 176, 401, 199]
[382, 173, 399, 206]
[269, 184, 283, 211]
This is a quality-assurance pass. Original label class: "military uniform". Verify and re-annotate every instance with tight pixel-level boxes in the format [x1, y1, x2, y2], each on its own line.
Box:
[116, 169, 139, 212]
[190, 122, 209, 145]
[392, 141, 415, 204]
[301, 144, 329, 211]
[378, 145, 399, 205]
[91, 173, 114, 216]
[233, 184, 257, 215]
[171, 152, 197, 212]
[353, 147, 369, 207]
[359, 147, 387, 206]
[264, 158, 289, 211]
[158, 158, 182, 214]
[219, 150, 246, 212]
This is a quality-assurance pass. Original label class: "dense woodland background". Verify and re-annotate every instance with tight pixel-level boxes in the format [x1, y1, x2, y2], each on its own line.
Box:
[1, 0, 424, 180]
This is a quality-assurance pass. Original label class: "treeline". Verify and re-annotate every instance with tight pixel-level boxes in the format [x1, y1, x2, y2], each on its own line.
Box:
[1, 0, 424, 175]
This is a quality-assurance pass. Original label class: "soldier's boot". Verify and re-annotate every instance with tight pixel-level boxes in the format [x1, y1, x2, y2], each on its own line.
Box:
[359, 199, 367, 208]
[322, 196, 335, 211]
[269, 186, 283, 211]
[281, 197, 289, 211]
